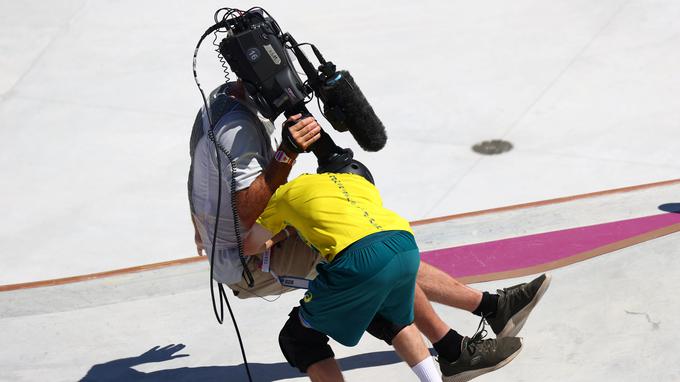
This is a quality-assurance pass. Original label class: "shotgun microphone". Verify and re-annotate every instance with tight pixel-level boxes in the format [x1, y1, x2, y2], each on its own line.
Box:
[321, 70, 387, 152]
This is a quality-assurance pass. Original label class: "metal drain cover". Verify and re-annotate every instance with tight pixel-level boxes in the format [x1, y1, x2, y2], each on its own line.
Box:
[472, 139, 513, 155]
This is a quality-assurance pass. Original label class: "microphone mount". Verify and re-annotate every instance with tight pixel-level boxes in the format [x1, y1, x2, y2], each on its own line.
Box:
[210, 7, 383, 173]
[281, 31, 357, 173]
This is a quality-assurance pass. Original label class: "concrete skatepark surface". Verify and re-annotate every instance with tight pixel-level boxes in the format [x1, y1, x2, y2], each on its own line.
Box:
[2, 0, 680, 381]
[1, 181, 679, 381]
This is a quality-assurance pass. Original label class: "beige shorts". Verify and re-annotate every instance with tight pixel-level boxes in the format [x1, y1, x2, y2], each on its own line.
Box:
[228, 235, 321, 299]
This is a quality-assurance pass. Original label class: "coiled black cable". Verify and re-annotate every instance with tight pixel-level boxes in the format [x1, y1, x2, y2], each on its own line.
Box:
[212, 8, 239, 83]
[192, 17, 254, 382]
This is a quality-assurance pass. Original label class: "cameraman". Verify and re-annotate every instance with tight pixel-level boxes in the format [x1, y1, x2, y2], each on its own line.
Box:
[187, 81, 550, 380]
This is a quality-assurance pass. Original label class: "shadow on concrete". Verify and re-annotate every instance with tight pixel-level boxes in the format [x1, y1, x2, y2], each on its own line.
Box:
[80, 343, 403, 381]
[658, 203, 680, 213]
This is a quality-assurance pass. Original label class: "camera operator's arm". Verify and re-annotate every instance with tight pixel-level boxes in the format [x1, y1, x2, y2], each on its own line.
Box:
[190, 214, 205, 256]
[235, 114, 320, 228]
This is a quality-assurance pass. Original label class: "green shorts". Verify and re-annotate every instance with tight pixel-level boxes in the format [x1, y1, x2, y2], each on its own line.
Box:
[299, 230, 420, 346]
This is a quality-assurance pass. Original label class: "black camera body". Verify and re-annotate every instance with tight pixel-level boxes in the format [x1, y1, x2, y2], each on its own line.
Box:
[218, 12, 308, 119]
[200, 7, 386, 174]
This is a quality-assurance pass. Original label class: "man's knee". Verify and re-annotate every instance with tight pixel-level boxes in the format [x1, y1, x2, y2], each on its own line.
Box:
[366, 314, 408, 345]
[279, 307, 335, 372]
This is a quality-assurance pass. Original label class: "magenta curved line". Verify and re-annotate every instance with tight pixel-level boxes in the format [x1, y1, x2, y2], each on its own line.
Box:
[420, 213, 680, 278]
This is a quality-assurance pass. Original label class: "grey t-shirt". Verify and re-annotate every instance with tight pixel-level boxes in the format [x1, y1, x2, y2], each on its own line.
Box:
[188, 85, 276, 283]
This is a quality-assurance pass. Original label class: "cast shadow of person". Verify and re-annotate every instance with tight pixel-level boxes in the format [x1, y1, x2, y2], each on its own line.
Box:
[80, 343, 405, 381]
[658, 203, 680, 214]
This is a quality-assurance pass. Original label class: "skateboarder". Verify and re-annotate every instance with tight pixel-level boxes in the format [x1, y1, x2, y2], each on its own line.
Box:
[242, 163, 542, 381]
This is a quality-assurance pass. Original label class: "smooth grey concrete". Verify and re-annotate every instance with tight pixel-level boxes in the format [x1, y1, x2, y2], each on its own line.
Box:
[2, 1, 680, 284]
[2, 1, 680, 380]
[3, 181, 678, 318]
[1, 236, 677, 381]
[1, 183, 678, 381]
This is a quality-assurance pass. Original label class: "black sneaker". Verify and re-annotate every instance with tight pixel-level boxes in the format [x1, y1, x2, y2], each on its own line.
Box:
[487, 273, 552, 338]
[438, 320, 523, 382]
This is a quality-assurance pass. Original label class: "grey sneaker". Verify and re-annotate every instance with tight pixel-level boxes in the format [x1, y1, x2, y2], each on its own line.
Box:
[486, 273, 552, 338]
[438, 322, 523, 382]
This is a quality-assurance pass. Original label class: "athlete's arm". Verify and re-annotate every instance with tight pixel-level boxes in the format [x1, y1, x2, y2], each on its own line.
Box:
[243, 223, 273, 255]
[236, 114, 320, 228]
[243, 225, 296, 256]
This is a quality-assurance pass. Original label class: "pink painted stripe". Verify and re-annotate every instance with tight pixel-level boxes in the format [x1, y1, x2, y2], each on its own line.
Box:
[420, 213, 680, 278]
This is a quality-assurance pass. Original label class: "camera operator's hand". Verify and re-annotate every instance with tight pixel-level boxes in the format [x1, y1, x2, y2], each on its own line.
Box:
[281, 114, 321, 154]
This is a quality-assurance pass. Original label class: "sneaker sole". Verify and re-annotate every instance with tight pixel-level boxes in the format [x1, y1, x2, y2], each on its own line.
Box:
[443, 339, 523, 382]
[497, 273, 552, 338]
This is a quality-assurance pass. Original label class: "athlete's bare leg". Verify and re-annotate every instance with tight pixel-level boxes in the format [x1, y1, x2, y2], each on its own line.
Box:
[416, 261, 483, 312]
[307, 358, 343, 382]
[392, 323, 431, 366]
[413, 284, 450, 343]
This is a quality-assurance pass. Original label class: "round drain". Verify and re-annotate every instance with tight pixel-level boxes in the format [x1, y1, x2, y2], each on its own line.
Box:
[472, 139, 513, 155]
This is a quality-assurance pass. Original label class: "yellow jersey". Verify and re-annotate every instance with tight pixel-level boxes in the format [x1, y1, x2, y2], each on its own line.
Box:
[257, 173, 413, 262]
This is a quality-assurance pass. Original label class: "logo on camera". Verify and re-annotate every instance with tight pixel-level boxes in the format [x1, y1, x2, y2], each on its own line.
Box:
[246, 47, 261, 62]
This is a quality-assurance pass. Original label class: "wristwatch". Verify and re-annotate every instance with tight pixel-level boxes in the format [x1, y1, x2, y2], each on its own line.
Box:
[274, 150, 295, 165]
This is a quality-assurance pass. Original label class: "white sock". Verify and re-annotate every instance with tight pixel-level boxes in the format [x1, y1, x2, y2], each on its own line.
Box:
[411, 356, 441, 382]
